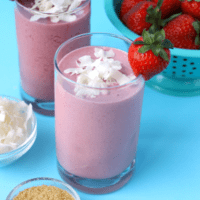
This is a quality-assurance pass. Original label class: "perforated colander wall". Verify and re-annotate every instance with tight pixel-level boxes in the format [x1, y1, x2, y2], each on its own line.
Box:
[162, 55, 200, 79]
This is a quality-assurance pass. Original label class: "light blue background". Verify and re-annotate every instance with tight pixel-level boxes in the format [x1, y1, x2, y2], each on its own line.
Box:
[1, 1, 200, 199]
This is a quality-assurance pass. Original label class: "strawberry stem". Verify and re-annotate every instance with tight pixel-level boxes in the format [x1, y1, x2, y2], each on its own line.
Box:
[185, 0, 200, 2]
[146, 0, 182, 34]
[192, 20, 200, 48]
[146, 0, 164, 33]
[162, 13, 182, 26]
[155, 0, 164, 8]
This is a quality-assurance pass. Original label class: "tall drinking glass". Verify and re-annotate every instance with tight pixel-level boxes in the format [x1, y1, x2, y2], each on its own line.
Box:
[15, 0, 91, 116]
[54, 33, 145, 194]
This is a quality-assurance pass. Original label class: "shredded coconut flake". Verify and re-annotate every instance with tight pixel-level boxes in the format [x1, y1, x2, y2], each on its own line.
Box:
[64, 48, 136, 98]
[0, 97, 34, 154]
[30, 0, 83, 23]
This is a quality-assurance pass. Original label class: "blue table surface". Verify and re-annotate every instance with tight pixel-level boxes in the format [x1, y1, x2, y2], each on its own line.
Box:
[1, 1, 200, 199]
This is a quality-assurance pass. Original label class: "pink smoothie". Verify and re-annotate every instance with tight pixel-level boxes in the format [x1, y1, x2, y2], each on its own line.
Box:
[15, 0, 90, 101]
[55, 46, 145, 179]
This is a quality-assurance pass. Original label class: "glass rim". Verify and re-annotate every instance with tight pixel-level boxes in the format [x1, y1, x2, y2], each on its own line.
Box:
[15, 0, 90, 16]
[6, 177, 80, 200]
[54, 32, 145, 90]
[0, 95, 37, 158]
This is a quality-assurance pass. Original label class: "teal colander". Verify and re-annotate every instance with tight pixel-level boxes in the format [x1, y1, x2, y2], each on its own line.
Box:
[105, 0, 200, 97]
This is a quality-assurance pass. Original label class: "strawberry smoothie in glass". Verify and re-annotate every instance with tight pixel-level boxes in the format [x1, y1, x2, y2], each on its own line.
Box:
[54, 33, 145, 194]
[14, 0, 91, 116]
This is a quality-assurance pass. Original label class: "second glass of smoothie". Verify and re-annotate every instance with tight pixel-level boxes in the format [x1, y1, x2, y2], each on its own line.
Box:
[54, 33, 145, 194]
[14, 0, 91, 116]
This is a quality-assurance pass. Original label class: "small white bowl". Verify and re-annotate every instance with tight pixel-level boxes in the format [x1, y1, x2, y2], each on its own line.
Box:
[0, 95, 37, 167]
[6, 177, 80, 200]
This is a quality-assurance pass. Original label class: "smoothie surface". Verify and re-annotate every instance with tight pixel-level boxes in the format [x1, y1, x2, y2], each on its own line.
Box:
[57, 46, 144, 102]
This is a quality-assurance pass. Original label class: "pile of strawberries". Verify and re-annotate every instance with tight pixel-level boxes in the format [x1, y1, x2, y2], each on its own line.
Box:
[120, 0, 200, 49]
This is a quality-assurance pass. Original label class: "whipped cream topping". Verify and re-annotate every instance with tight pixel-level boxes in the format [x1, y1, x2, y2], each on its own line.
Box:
[30, 0, 83, 23]
[0, 98, 33, 154]
[64, 48, 136, 98]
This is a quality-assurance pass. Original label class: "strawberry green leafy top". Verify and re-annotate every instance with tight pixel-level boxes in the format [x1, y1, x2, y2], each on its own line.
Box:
[134, 29, 173, 62]
[193, 20, 200, 48]
[146, 0, 181, 34]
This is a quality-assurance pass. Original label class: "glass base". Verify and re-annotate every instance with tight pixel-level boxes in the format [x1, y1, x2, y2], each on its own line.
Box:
[20, 87, 54, 116]
[57, 160, 135, 194]
[146, 74, 200, 97]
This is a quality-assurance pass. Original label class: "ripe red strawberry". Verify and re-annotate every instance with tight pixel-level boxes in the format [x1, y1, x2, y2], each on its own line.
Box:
[151, 0, 181, 18]
[120, 0, 146, 19]
[163, 14, 200, 49]
[128, 30, 173, 81]
[123, 1, 157, 35]
[181, 0, 200, 20]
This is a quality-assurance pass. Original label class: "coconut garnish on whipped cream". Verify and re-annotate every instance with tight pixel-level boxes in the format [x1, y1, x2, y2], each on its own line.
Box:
[30, 0, 83, 23]
[64, 48, 136, 98]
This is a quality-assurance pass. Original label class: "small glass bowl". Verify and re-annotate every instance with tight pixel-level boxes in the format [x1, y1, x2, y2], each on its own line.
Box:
[6, 177, 80, 200]
[0, 95, 37, 167]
